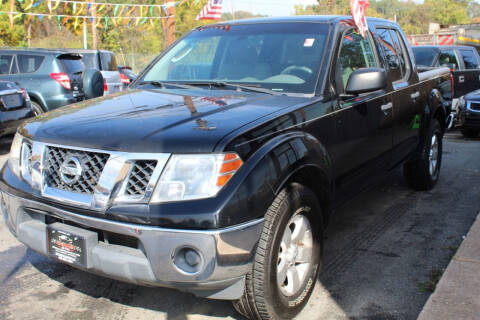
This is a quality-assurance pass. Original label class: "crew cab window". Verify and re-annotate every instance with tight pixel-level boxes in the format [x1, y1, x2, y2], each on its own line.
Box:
[438, 50, 459, 68]
[377, 28, 410, 82]
[459, 49, 479, 69]
[0, 55, 13, 74]
[17, 54, 44, 73]
[337, 30, 378, 90]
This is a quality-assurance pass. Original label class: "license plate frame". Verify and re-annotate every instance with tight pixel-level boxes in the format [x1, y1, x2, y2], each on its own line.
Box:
[47, 226, 87, 268]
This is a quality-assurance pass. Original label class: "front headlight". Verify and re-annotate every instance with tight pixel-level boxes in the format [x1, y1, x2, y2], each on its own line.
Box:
[150, 153, 243, 203]
[8, 133, 23, 178]
[8, 133, 33, 185]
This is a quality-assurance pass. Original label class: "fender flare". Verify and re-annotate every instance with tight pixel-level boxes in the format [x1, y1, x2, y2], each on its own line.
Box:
[218, 131, 335, 227]
[27, 92, 48, 112]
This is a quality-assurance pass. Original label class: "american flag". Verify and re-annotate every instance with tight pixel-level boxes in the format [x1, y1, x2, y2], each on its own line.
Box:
[350, 0, 369, 38]
[196, 0, 223, 21]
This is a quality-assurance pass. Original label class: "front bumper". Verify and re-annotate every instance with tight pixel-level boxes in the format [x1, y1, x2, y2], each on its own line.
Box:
[459, 101, 480, 130]
[0, 189, 263, 300]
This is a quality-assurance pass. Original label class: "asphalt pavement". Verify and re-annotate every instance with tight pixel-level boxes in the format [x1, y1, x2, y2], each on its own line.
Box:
[0, 130, 479, 320]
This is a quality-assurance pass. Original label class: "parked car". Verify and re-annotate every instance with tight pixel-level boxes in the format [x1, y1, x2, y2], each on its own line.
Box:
[413, 45, 480, 127]
[0, 48, 88, 115]
[118, 66, 137, 87]
[0, 16, 451, 320]
[457, 90, 480, 137]
[0, 80, 33, 138]
[67, 49, 123, 95]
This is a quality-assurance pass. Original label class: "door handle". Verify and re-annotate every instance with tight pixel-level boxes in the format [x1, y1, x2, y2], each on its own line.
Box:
[411, 91, 420, 99]
[381, 102, 393, 112]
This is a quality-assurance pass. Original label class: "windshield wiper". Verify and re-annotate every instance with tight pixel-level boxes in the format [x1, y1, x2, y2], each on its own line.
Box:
[137, 81, 199, 90]
[181, 81, 282, 96]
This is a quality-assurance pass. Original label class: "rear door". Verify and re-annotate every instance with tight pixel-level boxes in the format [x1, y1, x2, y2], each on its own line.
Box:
[99, 51, 123, 95]
[453, 48, 480, 98]
[375, 27, 424, 163]
[57, 54, 85, 99]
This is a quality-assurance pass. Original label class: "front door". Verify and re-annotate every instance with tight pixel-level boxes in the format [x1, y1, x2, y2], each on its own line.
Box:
[331, 29, 394, 196]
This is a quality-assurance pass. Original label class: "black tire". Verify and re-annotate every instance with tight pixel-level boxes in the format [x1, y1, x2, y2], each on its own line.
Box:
[30, 101, 44, 116]
[233, 183, 323, 320]
[460, 129, 479, 138]
[404, 118, 443, 190]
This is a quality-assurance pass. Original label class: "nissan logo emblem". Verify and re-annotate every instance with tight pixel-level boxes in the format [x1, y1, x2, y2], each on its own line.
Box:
[60, 155, 83, 185]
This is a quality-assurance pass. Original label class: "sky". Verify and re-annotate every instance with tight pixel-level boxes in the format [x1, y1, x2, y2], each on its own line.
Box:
[221, 0, 319, 17]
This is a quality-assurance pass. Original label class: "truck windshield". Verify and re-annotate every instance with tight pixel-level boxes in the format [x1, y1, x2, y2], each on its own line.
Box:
[413, 48, 438, 67]
[140, 23, 329, 94]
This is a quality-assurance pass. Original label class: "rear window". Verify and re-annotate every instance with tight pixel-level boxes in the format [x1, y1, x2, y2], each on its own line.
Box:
[0, 55, 13, 74]
[100, 52, 118, 71]
[59, 58, 85, 74]
[459, 49, 479, 69]
[413, 48, 438, 67]
[17, 54, 44, 73]
[438, 50, 459, 68]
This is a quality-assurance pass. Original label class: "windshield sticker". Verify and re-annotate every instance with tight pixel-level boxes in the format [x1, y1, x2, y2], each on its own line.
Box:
[304, 38, 315, 47]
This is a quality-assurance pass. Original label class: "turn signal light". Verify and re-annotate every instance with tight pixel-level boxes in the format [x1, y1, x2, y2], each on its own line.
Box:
[217, 153, 243, 187]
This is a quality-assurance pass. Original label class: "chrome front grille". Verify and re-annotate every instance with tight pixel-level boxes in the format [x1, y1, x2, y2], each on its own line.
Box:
[44, 146, 110, 194]
[125, 160, 157, 196]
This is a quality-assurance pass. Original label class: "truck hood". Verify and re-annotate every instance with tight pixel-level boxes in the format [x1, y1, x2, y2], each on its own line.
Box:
[21, 88, 307, 153]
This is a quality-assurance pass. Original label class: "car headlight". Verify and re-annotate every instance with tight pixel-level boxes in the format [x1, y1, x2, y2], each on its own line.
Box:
[458, 96, 466, 109]
[8, 133, 33, 185]
[150, 153, 243, 203]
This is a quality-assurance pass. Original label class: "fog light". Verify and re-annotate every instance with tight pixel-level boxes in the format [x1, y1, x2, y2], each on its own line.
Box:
[173, 247, 203, 275]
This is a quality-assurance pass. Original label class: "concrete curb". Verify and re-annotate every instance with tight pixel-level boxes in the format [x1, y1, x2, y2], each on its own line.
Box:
[418, 213, 480, 320]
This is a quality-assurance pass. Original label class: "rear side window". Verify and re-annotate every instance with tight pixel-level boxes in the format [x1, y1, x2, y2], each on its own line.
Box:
[81, 53, 99, 69]
[59, 58, 85, 74]
[100, 52, 118, 71]
[459, 49, 479, 69]
[17, 54, 44, 73]
[438, 50, 459, 68]
[377, 28, 410, 82]
[413, 48, 438, 67]
[0, 55, 13, 74]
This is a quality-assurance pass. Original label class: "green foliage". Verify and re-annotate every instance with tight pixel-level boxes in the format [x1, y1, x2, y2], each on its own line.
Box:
[295, 0, 476, 34]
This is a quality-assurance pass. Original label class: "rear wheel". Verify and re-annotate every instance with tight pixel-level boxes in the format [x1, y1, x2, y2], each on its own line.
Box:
[233, 183, 323, 320]
[30, 101, 44, 116]
[404, 118, 443, 190]
[461, 129, 479, 138]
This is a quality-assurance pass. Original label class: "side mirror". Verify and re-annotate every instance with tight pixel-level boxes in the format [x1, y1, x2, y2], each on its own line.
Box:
[83, 68, 104, 99]
[345, 68, 387, 95]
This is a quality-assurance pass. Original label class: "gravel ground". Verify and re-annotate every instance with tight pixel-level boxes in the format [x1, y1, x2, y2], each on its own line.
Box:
[0, 130, 479, 320]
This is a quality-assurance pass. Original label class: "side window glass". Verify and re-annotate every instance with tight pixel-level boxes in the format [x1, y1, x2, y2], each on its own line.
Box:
[388, 30, 409, 78]
[337, 30, 378, 90]
[459, 49, 479, 69]
[439, 50, 459, 69]
[377, 28, 403, 81]
[17, 54, 44, 73]
[0, 55, 13, 74]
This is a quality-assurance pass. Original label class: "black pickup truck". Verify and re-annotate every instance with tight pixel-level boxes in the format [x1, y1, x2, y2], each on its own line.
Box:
[0, 16, 451, 319]
[413, 45, 480, 127]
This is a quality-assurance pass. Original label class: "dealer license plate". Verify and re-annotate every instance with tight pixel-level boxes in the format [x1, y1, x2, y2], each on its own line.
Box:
[47, 226, 86, 267]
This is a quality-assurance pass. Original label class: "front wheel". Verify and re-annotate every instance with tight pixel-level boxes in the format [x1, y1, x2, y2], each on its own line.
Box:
[404, 118, 443, 190]
[233, 183, 323, 320]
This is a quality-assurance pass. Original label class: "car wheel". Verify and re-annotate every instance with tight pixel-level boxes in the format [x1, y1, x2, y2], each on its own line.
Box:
[404, 118, 443, 190]
[460, 129, 479, 138]
[233, 183, 323, 320]
[31, 101, 44, 116]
